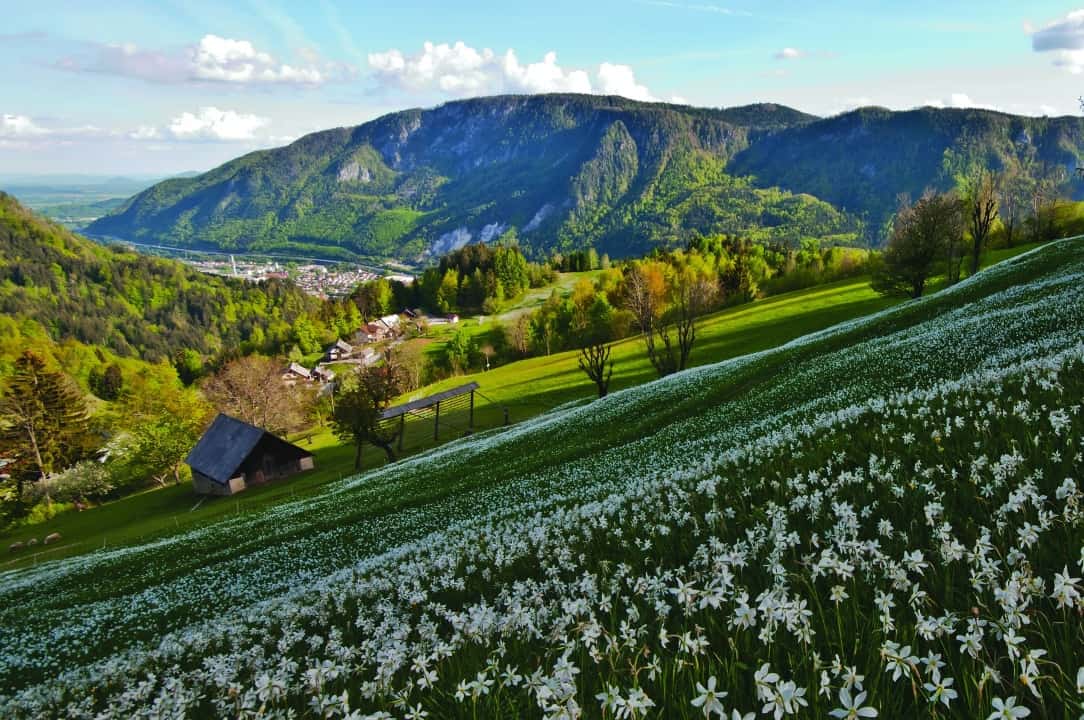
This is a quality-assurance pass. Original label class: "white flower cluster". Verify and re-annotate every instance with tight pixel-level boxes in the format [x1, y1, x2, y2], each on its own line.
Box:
[0, 239, 1082, 718]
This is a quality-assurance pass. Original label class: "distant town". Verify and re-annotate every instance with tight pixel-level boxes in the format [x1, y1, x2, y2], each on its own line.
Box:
[187, 256, 414, 298]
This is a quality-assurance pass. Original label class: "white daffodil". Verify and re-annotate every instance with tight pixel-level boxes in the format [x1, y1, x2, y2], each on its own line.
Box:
[691, 675, 727, 718]
[987, 696, 1031, 719]
[829, 687, 879, 718]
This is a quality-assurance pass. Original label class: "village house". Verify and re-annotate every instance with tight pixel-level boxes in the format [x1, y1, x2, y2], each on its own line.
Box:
[325, 339, 353, 361]
[378, 314, 401, 334]
[283, 362, 311, 384]
[186, 414, 314, 496]
[312, 365, 335, 383]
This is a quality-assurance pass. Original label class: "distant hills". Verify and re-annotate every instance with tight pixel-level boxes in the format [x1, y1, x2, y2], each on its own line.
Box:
[86, 94, 1084, 261]
[1, 173, 199, 229]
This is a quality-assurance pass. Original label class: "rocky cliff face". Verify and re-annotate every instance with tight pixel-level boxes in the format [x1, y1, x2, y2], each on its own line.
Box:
[87, 95, 1084, 261]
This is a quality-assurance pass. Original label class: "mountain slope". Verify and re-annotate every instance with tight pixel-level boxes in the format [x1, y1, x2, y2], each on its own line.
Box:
[88, 96, 1084, 262]
[0, 237, 1081, 716]
[729, 105, 1084, 222]
[87, 95, 853, 261]
[0, 192, 325, 364]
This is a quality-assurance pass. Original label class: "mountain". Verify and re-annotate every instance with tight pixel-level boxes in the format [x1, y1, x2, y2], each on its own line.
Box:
[86, 95, 855, 261]
[0, 192, 327, 367]
[728, 105, 1084, 225]
[87, 95, 1084, 262]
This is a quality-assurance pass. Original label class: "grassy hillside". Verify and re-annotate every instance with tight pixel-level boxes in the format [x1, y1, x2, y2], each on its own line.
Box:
[0, 237, 1080, 716]
[0, 271, 894, 568]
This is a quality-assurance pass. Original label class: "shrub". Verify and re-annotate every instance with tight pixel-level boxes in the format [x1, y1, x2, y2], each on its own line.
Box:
[21, 461, 116, 506]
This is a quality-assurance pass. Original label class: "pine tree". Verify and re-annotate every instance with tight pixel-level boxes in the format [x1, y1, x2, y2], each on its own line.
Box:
[0, 351, 91, 513]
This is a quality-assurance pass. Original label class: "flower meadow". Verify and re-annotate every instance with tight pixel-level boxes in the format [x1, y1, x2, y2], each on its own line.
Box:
[1, 239, 1083, 718]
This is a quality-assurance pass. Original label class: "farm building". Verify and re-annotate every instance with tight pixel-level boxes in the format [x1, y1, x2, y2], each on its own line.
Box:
[325, 339, 354, 361]
[186, 414, 315, 496]
[378, 314, 401, 332]
[283, 362, 311, 383]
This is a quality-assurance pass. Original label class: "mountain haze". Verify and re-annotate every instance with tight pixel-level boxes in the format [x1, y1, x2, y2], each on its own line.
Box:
[87, 95, 1084, 261]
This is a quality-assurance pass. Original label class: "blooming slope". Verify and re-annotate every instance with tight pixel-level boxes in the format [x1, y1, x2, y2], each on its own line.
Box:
[1, 238, 1083, 718]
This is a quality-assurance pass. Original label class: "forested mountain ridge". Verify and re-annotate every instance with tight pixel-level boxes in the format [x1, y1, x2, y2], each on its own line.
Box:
[86, 94, 1084, 262]
[86, 95, 852, 260]
[728, 105, 1084, 228]
[0, 193, 333, 371]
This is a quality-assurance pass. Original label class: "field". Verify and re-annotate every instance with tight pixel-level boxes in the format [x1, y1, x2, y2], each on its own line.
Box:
[0, 272, 895, 570]
[0, 238, 1081, 717]
[0, 245, 1036, 571]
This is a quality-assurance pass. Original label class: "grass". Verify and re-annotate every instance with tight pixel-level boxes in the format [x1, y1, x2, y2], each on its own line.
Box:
[0, 237, 1079, 717]
[0, 242, 1040, 572]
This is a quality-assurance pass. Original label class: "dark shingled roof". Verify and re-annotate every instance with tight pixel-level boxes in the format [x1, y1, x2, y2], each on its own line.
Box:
[185, 414, 268, 484]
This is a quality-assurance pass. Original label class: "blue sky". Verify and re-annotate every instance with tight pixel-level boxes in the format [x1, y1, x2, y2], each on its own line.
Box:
[2, 0, 1082, 174]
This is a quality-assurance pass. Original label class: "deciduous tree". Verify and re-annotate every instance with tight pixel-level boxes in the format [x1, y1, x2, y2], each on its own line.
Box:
[332, 355, 406, 469]
[201, 355, 311, 436]
[962, 170, 1000, 276]
[872, 192, 962, 299]
[576, 297, 617, 398]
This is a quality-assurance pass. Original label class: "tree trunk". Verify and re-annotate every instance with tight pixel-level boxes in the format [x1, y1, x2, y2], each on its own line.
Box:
[354, 440, 363, 471]
[373, 440, 397, 463]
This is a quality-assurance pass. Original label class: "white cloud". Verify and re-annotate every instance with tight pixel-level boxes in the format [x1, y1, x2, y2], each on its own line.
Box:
[192, 35, 324, 84]
[0, 114, 107, 144]
[55, 34, 348, 86]
[640, 1, 752, 17]
[922, 93, 999, 111]
[2, 107, 278, 149]
[1030, 10, 1084, 73]
[597, 63, 654, 101]
[368, 41, 665, 101]
[774, 47, 804, 60]
[166, 107, 270, 141]
[0, 114, 49, 138]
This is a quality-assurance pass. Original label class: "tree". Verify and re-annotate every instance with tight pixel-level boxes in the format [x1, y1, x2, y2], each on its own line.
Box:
[435, 269, 459, 314]
[576, 297, 616, 398]
[441, 328, 477, 374]
[395, 341, 429, 391]
[351, 278, 393, 319]
[292, 316, 322, 355]
[999, 168, 1032, 249]
[119, 370, 214, 487]
[872, 192, 962, 299]
[622, 260, 670, 374]
[89, 362, 124, 400]
[622, 260, 715, 377]
[659, 263, 718, 374]
[962, 170, 999, 276]
[332, 356, 405, 469]
[1030, 161, 1068, 241]
[0, 351, 92, 514]
[506, 313, 531, 357]
[201, 355, 310, 436]
[530, 290, 563, 356]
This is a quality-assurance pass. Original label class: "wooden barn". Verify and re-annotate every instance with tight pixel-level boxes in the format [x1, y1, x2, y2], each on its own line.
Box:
[186, 414, 315, 496]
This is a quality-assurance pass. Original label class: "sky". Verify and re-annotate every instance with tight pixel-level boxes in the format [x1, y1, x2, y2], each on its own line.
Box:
[2, 0, 1084, 175]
